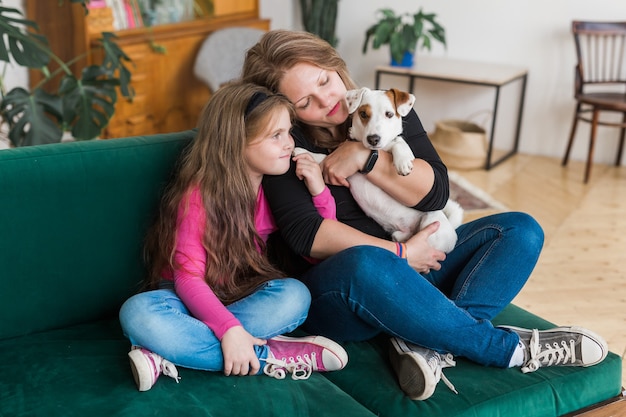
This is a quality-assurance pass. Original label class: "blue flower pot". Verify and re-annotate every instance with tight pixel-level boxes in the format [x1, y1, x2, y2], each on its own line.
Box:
[391, 51, 414, 67]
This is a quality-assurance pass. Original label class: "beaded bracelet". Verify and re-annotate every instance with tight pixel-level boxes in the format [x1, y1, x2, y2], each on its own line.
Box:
[395, 242, 408, 259]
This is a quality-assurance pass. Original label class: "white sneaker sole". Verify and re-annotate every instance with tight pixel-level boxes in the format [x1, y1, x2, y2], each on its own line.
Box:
[128, 349, 156, 391]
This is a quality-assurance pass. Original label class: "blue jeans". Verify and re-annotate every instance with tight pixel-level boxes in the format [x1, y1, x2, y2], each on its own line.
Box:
[118, 278, 310, 371]
[299, 212, 544, 368]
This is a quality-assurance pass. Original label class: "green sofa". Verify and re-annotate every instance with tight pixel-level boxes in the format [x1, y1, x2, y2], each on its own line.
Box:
[0, 131, 622, 417]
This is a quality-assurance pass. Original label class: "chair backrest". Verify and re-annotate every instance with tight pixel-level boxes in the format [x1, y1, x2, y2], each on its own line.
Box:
[572, 21, 626, 92]
[193, 27, 265, 92]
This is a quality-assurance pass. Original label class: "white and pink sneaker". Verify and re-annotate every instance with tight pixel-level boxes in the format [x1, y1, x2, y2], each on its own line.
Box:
[128, 346, 181, 391]
[263, 335, 348, 380]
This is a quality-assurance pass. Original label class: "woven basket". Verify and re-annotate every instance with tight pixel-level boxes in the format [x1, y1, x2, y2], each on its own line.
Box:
[430, 119, 488, 170]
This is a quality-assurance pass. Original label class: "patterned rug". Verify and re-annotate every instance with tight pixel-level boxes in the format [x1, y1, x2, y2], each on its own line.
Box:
[448, 171, 507, 213]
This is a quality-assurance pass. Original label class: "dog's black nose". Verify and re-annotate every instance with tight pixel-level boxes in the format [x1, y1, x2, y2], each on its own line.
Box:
[367, 134, 380, 146]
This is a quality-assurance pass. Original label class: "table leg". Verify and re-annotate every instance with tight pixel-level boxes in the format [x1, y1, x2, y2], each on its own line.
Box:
[486, 74, 527, 170]
[485, 86, 501, 169]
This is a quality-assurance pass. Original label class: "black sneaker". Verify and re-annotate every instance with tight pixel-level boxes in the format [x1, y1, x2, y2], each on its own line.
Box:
[389, 337, 457, 400]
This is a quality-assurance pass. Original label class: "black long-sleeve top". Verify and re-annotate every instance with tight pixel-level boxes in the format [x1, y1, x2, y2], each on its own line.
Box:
[262, 108, 449, 258]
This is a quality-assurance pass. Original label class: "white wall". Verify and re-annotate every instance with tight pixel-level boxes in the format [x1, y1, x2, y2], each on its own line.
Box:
[261, 0, 626, 164]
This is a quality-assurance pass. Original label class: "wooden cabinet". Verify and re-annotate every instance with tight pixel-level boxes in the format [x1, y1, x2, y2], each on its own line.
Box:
[26, 1, 269, 138]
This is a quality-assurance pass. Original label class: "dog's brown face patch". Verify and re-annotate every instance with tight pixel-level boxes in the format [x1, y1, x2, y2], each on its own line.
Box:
[384, 90, 401, 117]
[385, 89, 412, 117]
[356, 104, 372, 127]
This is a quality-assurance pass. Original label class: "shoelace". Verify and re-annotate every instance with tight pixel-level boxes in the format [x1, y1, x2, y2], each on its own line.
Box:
[433, 353, 458, 394]
[262, 352, 318, 380]
[521, 329, 577, 373]
[160, 358, 181, 383]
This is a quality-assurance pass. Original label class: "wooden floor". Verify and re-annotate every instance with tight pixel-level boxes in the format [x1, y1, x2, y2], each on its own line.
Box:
[455, 154, 626, 388]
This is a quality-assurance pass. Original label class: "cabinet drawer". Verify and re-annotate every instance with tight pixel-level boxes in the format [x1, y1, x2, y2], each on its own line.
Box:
[214, 0, 257, 16]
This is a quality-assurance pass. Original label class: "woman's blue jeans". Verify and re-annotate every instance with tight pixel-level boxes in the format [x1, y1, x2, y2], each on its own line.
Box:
[118, 278, 310, 371]
[299, 212, 544, 368]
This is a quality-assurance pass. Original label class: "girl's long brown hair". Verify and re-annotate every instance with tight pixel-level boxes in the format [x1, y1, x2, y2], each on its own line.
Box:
[143, 82, 294, 304]
[242, 29, 358, 150]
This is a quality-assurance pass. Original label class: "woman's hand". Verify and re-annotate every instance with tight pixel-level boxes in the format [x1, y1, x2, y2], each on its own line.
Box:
[220, 325, 266, 376]
[293, 152, 326, 196]
[320, 141, 370, 187]
[405, 222, 447, 273]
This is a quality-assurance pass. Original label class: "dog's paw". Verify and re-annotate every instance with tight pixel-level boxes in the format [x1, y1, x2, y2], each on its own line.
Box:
[428, 232, 458, 253]
[391, 230, 413, 243]
[293, 147, 327, 164]
[293, 147, 309, 157]
[394, 158, 414, 176]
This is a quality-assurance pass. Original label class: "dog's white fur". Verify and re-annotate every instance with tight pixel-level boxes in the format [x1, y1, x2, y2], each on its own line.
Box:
[295, 87, 463, 252]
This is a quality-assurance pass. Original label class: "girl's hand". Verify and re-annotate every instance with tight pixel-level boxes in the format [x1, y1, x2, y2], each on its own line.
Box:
[221, 325, 266, 376]
[293, 152, 326, 196]
[405, 221, 447, 273]
[320, 141, 370, 187]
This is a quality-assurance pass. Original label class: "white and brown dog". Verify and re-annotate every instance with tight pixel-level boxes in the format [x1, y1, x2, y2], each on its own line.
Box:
[295, 87, 463, 253]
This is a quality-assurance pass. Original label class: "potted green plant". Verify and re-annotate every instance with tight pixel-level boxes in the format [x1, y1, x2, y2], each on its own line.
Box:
[0, 1, 133, 147]
[362, 8, 446, 67]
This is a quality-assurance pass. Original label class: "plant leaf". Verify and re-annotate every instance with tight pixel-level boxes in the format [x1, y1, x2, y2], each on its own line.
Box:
[429, 27, 447, 47]
[373, 21, 395, 49]
[362, 25, 377, 54]
[0, 87, 63, 146]
[0, 6, 51, 68]
[96, 32, 134, 100]
[390, 32, 407, 64]
[379, 9, 396, 20]
[58, 65, 119, 140]
[413, 18, 424, 39]
[402, 24, 417, 49]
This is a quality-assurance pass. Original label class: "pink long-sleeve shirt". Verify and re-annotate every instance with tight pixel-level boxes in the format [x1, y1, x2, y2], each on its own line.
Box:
[162, 185, 335, 340]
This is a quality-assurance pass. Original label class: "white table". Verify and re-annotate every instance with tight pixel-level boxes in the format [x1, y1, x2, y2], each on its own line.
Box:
[375, 57, 528, 169]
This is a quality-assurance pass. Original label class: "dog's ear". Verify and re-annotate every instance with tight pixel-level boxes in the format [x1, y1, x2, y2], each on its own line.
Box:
[346, 88, 368, 114]
[388, 88, 416, 117]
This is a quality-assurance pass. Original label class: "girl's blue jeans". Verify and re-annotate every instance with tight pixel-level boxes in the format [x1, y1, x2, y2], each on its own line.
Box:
[118, 278, 310, 371]
[299, 212, 544, 368]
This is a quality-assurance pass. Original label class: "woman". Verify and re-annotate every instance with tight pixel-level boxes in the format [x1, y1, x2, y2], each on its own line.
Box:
[118, 82, 347, 392]
[241, 30, 608, 401]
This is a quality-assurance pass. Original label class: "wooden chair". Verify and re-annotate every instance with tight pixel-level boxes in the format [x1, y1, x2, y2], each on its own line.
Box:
[562, 21, 626, 183]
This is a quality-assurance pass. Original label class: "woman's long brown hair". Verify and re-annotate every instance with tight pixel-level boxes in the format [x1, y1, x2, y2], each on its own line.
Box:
[242, 29, 358, 150]
[143, 82, 294, 305]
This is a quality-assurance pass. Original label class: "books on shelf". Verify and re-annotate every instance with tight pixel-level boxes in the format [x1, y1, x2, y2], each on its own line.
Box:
[87, 0, 107, 8]
[103, 0, 193, 30]
[104, 0, 144, 30]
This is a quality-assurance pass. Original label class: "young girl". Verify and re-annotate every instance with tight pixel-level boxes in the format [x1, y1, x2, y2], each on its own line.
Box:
[118, 82, 347, 391]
